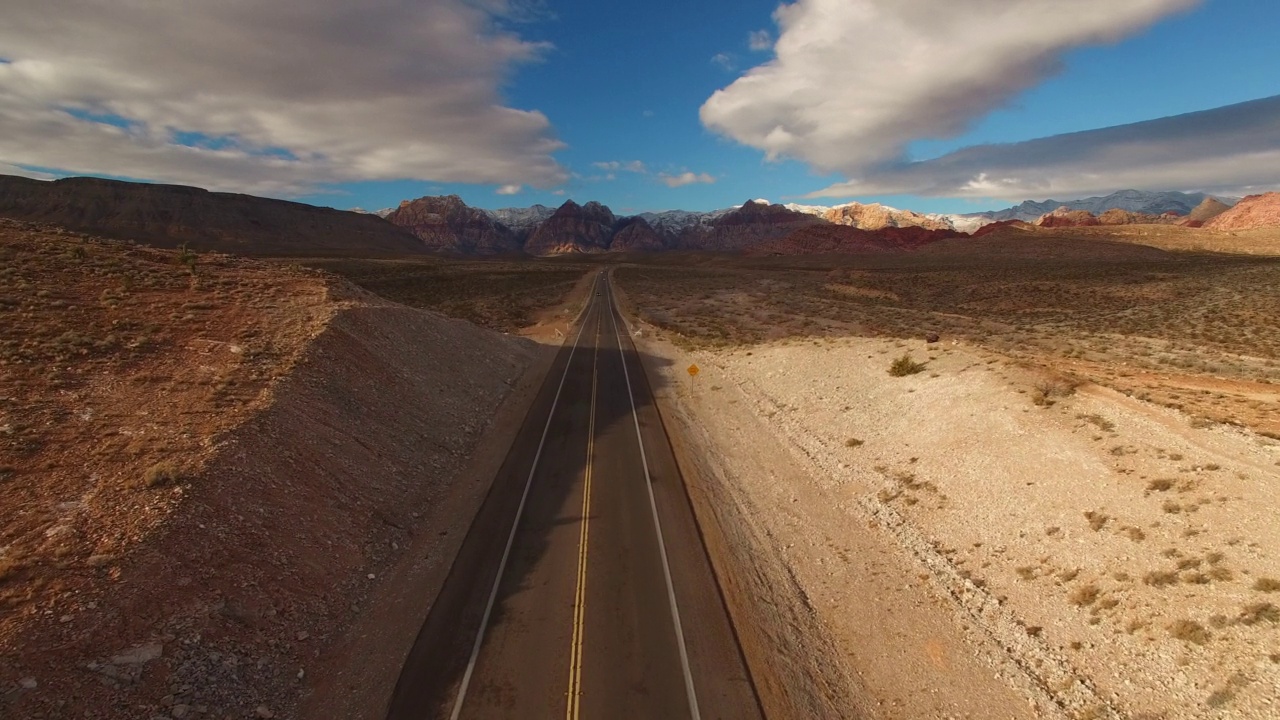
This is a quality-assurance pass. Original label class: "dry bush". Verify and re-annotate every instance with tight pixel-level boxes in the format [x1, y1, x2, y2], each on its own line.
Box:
[888, 353, 926, 377]
[1083, 511, 1110, 531]
[1237, 602, 1279, 626]
[1168, 619, 1211, 645]
[1068, 583, 1101, 606]
[140, 461, 182, 489]
[1253, 577, 1280, 592]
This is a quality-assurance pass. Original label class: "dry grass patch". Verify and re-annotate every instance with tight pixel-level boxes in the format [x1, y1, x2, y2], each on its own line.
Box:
[1168, 619, 1212, 645]
[1252, 577, 1280, 592]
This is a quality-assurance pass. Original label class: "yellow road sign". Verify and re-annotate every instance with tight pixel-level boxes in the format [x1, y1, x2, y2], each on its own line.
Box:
[687, 364, 699, 378]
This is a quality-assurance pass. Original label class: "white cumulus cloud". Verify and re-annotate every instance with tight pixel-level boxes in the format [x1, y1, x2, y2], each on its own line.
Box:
[0, 0, 567, 196]
[701, 0, 1199, 177]
[496, 184, 523, 195]
[659, 172, 716, 188]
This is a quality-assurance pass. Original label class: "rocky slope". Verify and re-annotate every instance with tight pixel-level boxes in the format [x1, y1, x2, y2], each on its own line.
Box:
[384, 195, 520, 254]
[0, 175, 424, 256]
[1203, 192, 1280, 231]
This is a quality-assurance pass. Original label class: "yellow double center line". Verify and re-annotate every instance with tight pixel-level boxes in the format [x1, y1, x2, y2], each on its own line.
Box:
[566, 302, 601, 720]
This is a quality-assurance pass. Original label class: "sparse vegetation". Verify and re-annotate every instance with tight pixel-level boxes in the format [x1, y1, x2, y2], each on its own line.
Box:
[1068, 583, 1101, 606]
[1168, 619, 1211, 645]
[141, 461, 182, 489]
[844, 437, 864, 448]
[306, 258, 585, 332]
[1237, 602, 1279, 626]
[1252, 577, 1280, 593]
[888, 353, 926, 377]
[1083, 510, 1110, 531]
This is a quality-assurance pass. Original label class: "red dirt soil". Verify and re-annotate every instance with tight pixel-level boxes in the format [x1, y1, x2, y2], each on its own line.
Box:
[0, 220, 545, 718]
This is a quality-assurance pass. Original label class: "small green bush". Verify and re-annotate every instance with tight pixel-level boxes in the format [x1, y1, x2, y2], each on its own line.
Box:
[888, 353, 926, 377]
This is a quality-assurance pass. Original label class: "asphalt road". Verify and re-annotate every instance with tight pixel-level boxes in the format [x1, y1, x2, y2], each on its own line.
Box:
[386, 272, 762, 720]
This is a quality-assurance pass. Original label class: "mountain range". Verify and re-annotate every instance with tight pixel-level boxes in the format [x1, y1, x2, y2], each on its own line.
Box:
[968, 189, 1238, 223]
[0, 174, 1268, 258]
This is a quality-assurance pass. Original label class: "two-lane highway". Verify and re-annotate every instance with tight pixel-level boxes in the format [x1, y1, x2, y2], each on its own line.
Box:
[386, 272, 761, 720]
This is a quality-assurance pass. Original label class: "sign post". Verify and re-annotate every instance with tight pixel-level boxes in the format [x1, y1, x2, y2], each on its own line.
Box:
[686, 363, 699, 393]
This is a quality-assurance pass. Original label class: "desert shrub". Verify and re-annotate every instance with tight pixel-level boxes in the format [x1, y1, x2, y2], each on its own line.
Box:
[1032, 376, 1078, 407]
[845, 437, 864, 448]
[1168, 619, 1211, 645]
[1253, 577, 1280, 592]
[1237, 603, 1279, 626]
[140, 461, 182, 489]
[888, 353, 926, 377]
[1069, 583, 1101, 606]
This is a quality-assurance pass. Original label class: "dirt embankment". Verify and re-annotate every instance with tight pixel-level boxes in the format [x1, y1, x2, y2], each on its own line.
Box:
[628, 319, 1280, 718]
[0, 221, 574, 718]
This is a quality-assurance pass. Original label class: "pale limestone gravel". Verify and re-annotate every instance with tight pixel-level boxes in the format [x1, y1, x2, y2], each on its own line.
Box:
[642, 329, 1280, 720]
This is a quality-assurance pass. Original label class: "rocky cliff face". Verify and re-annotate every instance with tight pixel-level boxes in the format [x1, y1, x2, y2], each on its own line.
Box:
[0, 175, 425, 256]
[820, 202, 952, 231]
[610, 217, 667, 252]
[1203, 192, 1280, 231]
[384, 195, 519, 254]
[523, 200, 618, 255]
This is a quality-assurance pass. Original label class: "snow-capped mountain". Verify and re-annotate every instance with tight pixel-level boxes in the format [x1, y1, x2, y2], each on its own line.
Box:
[969, 190, 1238, 224]
[482, 204, 555, 232]
[636, 206, 737, 234]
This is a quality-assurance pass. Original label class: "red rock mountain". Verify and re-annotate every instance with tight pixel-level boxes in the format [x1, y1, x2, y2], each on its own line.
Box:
[523, 200, 617, 255]
[383, 195, 519, 254]
[0, 175, 425, 256]
[1203, 193, 1280, 231]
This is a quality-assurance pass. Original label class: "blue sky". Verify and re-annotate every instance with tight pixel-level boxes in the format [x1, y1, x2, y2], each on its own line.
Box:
[2, 1, 1279, 215]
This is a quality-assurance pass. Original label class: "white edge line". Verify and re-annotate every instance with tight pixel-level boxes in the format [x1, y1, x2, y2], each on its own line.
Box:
[450, 274, 600, 720]
[604, 277, 702, 720]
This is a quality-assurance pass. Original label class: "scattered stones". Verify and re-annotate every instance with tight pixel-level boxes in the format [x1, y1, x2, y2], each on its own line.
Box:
[111, 642, 164, 665]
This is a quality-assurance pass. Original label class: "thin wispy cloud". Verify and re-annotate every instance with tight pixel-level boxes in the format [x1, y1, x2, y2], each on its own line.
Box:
[0, 0, 567, 196]
[592, 160, 648, 174]
[659, 171, 716, 188]
[747, 30, 772, 52]
[496, 184, 523, 195]
[710, 53, 736, 71]
[702, 0, 1200, 178]
[806, 95, 1280, 200]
